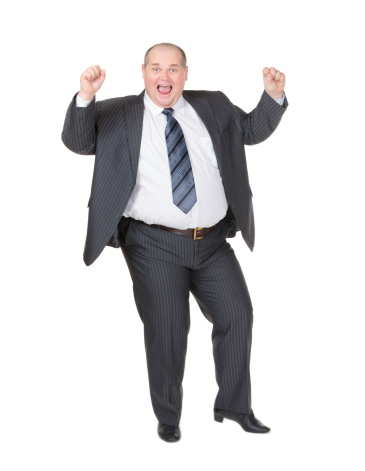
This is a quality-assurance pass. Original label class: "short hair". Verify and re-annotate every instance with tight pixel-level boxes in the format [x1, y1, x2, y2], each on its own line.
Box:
[144, 43, 187, 68]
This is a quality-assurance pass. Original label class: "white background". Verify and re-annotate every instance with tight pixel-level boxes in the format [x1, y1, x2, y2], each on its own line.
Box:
[1, 0, 364, 469]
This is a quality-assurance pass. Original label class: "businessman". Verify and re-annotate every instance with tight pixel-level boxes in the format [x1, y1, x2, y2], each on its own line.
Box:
[61, 43, 288, 442]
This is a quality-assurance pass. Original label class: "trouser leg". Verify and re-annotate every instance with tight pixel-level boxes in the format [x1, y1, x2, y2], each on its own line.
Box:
[190, 244, 253, 414]
[123, 238, 191, 426]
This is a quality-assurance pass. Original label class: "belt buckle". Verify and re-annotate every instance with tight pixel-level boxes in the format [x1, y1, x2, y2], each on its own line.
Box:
[194, 227, 204, 240]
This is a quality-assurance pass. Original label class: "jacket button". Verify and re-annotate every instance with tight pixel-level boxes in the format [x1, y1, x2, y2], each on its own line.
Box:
[116, 215, 121, 219]
[129, 185, 134, 190]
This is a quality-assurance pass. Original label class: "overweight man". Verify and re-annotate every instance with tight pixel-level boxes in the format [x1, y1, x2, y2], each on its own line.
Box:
[61, 43, 288, 442]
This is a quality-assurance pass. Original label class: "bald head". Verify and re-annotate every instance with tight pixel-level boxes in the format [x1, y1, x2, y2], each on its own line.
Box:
[144, 43, 187, 69]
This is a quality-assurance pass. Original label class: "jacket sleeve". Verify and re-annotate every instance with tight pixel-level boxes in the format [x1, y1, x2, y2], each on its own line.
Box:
[61, 92, 97, 155]
[233, 90, 288, 146]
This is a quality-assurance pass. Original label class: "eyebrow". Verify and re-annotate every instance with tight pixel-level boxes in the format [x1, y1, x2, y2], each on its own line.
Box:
[150, 63, 180, 67]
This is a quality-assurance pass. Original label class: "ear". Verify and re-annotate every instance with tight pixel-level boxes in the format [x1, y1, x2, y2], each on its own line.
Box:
[185, 66, 188, 81]
[142, 64, 145, 78]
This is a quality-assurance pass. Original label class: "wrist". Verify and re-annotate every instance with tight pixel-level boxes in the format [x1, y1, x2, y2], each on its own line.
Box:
[78, 91, 95, 101]
[266, 90, 284, 100]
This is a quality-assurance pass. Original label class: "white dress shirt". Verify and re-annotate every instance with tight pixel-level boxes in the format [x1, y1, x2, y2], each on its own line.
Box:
[76, 91, 285, 228]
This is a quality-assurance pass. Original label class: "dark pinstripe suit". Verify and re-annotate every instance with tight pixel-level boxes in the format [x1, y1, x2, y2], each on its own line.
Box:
[62, 89, 288, 425]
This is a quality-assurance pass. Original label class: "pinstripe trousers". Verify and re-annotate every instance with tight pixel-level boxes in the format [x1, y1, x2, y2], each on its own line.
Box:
[119, 213, 253, 426]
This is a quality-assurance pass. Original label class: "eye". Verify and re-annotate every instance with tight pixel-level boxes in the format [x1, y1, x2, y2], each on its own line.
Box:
[153, 68, 160, 72]
[170, 69, 176, 73]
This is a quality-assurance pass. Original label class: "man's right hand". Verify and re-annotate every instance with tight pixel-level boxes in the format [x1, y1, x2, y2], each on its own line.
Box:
[78, 65, 106, 101]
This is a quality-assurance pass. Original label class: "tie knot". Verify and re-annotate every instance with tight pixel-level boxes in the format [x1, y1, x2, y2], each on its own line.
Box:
[162, 108, 174, 117]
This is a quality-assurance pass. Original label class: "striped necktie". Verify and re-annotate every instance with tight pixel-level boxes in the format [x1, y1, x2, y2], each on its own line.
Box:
[162, 108, 197, 214]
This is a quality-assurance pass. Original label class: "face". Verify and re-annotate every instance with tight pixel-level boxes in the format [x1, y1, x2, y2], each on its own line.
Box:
[142, 45, 188, 108]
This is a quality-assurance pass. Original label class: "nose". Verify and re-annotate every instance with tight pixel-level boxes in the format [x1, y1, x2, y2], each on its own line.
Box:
[160, 69, 168, 81]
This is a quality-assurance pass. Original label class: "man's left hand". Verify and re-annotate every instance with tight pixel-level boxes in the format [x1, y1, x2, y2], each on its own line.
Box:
[262, 67, 285, 99]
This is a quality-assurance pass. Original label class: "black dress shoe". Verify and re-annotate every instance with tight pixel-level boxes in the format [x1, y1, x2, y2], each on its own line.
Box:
[157, 422, 181, 442]
[214, 408, 270, 433]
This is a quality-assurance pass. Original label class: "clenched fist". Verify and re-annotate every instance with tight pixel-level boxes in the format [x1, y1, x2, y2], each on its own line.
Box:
[79, 65, 106, 101]
[262, 67, 285, 100]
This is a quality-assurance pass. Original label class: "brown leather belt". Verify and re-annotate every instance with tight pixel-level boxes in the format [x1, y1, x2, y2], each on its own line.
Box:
[138, 220, 218, 240]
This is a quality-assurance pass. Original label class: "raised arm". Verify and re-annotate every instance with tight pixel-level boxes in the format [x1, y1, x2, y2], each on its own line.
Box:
[234, 67, 288, 145]
[61, 65, 106, 155]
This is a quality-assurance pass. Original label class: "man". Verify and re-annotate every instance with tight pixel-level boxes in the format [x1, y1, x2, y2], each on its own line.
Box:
[61, 43, 288, 442]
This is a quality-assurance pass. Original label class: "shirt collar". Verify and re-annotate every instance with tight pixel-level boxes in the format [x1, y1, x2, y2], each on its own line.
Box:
[144, 91, 186, 117]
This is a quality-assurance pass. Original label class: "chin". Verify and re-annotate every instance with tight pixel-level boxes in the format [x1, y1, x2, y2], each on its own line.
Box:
[157, 97, 174, 108]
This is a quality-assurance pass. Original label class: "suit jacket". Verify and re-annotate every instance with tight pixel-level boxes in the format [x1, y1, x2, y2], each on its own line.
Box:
[61, 89, 288, 266]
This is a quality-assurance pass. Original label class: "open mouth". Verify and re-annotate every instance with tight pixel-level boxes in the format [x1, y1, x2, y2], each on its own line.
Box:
[157, 85, 172, 96]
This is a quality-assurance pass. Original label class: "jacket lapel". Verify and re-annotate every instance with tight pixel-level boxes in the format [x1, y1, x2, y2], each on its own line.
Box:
[124, 91, 145, 178]
[183, 91, 223, 173]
